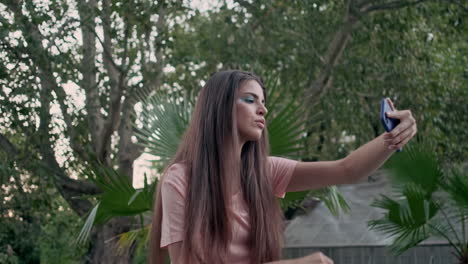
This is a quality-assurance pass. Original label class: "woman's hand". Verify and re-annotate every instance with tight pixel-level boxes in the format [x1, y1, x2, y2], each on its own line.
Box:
[297, 252, 333, 264]
[383, 98, 417, 150]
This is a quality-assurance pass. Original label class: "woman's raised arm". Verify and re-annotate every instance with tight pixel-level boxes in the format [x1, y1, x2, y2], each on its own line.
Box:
[286, 108, 417, 192]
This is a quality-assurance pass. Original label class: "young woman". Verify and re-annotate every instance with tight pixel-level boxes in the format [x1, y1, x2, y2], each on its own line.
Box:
[149, 70, 417, 264]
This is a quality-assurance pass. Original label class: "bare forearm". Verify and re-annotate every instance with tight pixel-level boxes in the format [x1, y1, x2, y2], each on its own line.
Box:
[342, 133, 395, 182]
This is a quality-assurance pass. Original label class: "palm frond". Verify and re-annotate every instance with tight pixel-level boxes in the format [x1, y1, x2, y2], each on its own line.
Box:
[428, 218, 464, 258]
[384, 143, 443, 196]
[280, 190, 310, 211]
[267, 97, 320, 159]
[76, 166, 157, 244]
[76, 202, 100, 245]
[369, 183, 440, 254]
[443, 168, 468, 212]
[315, 186, 351, 216]
[133, 89, 192, 169]
[370, 145, 468, 260]
[280, 186, 350, 217]
[115, 225, 151, 256]
[84, 166, 156, 224]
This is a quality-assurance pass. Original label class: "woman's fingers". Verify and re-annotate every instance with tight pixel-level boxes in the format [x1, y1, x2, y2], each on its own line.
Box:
[393, 131, 415, 149]
[384, 109, 417, 149]
[384, 126, 413, 148]
[386, 97, 397, 111]
[385, 110, 416, 134]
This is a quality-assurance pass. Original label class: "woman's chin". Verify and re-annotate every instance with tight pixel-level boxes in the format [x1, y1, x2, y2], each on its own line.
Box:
[239, 129, 263, 143]
[248, 133, 263, 141]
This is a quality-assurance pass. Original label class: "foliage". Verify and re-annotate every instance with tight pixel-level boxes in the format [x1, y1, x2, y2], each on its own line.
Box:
[167, 0, 467, 162]
[38, 199, 89, 264]
[316, 1, 467, 161]
[76, 165, 156, 245]
[133, 89, 193, 170]
[0, 153, 86, 263]
[0, 0, 188, 261]
[369, 143, 468, 262]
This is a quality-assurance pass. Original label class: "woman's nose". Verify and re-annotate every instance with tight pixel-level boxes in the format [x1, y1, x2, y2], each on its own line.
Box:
[257, 104, 268, 116]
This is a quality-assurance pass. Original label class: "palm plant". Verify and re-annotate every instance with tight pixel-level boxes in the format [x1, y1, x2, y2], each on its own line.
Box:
[77, 74, 350, 255]
[368, 143, 468, 263]
[76, 164, 156, 257]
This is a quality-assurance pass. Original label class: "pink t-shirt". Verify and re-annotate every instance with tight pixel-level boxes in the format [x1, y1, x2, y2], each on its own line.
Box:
[160, 156, 298, 263]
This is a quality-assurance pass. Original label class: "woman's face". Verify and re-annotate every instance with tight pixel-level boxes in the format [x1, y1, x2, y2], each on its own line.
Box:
[236, 80, 268, 144]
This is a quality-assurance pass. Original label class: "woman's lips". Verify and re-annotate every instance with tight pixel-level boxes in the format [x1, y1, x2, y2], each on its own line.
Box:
[255, 121, 265, 129]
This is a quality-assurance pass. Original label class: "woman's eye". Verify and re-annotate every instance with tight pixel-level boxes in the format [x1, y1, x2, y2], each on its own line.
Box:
[241, 97, 255, 103]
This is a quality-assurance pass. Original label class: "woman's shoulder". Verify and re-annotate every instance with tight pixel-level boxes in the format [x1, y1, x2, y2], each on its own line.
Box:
[267, 156, 298, 167]
[162, 162, 189, 189]
[267, 156, 299, 179]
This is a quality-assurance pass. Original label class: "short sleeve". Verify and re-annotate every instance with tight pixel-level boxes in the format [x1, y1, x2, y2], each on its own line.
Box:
[268, 156, 299, 198]
[160, 163, 188, 248]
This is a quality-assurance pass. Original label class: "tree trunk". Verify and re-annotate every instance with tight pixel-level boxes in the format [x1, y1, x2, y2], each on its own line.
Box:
[84, 218, 133, 264]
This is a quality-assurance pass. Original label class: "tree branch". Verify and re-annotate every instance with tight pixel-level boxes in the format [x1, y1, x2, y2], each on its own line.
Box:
[117, 96, 143, 180]
[5, 0, 98, 216]
[0, 133, 19, 157]
[141, 4, 166, 94]
[52, 82, 91, 162]
[305, 1, 359, 106]
[77, 0, 106, 161]
[97, 0, 126, 164]
[44, 17, 80, 50]
[6, 0, 89, 163]
[449, 0, 468, 12]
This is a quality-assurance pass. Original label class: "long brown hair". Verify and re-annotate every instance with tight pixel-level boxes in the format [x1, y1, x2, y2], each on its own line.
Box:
[149, 70, 284, 263]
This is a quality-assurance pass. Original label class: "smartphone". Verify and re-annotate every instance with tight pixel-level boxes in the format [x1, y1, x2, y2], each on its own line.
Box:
[380, 98, 402, 152]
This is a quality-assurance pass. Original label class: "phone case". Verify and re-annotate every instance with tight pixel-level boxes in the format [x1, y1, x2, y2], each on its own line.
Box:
[380, 99, 400, 132]
[380, 98, 402, 152]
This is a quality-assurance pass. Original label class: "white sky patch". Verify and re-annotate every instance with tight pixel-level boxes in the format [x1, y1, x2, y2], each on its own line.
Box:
[189, 0, 224, 12]
[133, 152, 159, 188]
[63, 81, 86, 110]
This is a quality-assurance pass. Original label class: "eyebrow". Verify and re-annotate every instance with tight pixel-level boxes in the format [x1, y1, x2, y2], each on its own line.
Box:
[242, 92, 265, 103]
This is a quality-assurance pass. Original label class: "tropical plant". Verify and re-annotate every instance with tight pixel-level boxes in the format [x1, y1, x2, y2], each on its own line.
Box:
[368, 143, 468, 263]
[76, 163, 156, 243]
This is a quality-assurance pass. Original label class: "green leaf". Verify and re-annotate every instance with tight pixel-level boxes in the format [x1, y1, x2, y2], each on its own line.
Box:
[76, 202, 100, 245]
[384, 143, 443, 196]
[443, 168, 468, 212]
[368, 191, 437, 254]
[115, 225, 151, 256]
[281, 186, 350, 217]
[369, 147, 444, 254]
[133, 89, 192, 168]
[321, 186, 351, 216]
[76, 164, 157, 244]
